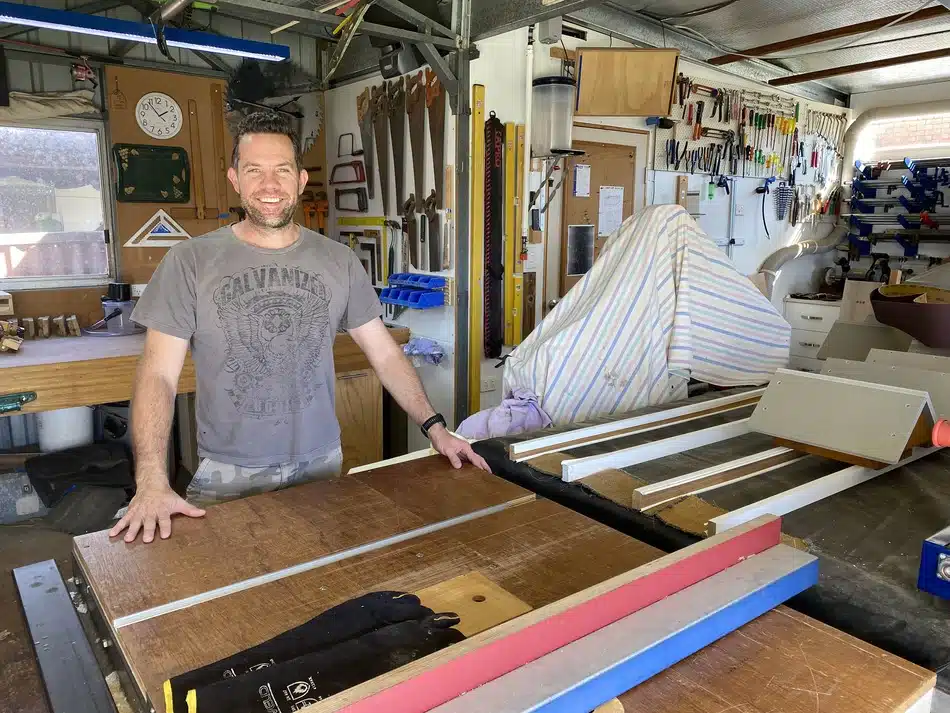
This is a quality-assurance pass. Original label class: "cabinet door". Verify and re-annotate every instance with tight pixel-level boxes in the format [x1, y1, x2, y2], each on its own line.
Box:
[335, 369, 383, 473]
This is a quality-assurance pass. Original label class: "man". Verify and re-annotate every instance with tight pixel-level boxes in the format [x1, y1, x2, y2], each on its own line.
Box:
[109, 111, 489, 545]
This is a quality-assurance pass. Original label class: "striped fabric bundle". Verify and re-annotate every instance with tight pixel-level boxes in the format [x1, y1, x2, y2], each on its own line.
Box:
[502, 204, 791, 426]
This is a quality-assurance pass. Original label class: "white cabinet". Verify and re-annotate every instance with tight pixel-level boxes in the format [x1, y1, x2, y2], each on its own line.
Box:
[783, 297, 841, 373]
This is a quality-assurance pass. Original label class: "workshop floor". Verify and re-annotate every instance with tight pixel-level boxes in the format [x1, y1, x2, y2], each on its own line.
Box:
[0, 524, 74, 713]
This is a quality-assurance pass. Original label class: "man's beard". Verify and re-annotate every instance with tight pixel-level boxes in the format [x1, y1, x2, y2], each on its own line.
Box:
[241, 193, 299, 229]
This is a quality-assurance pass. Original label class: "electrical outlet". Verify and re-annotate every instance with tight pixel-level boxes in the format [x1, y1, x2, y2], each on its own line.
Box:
[131, 284, 147, 298]
[734, 203, 745, 216]
[480, 377, 498, 393]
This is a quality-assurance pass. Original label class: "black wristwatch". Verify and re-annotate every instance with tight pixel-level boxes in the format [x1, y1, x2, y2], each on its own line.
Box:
[421, 413, 447, 438]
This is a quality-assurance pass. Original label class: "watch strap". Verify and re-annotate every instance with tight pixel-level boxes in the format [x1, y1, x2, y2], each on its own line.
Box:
[421, 413, 446, 437]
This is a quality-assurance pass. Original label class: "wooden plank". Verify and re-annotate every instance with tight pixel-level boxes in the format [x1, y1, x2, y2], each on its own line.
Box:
[430, 545, 817, 713]
[821, 358, 950, 417]
[301, 516, 782, 713]
[749, 369, 935, 465]
[867, 348, 950, 373]
[113, 498, 665, 709]
[817, 321, 913, 361]
[632, 447, 805, 510]
[574, 48, 679, 117]
[416, 572, 532, 637]
[707, 447, 940, 535]
[74, 459, 532, 626]
[772, 437, 890, 469]
[13, 560, 117, 713]
[561, 419, 751, 482]
[0, 329, 409, 415]
[615, 605, 936, 713]
[509, 389, 763, 461]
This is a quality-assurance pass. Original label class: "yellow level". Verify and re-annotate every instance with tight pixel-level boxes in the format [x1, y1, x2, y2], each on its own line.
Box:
[504, 122, 517, 347]
[337, 216, 386, 227]
[512, 123, 526, 346]
[468, 84, 486, 415]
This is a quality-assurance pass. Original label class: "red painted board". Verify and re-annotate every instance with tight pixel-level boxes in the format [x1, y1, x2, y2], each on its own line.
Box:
[334, 516, 783, 713]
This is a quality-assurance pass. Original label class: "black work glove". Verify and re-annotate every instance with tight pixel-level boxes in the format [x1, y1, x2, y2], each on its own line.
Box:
[186, 613, 465, 713]
[164, 591, 438, 712]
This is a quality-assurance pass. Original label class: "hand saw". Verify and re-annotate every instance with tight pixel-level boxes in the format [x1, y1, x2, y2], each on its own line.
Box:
[424, 189, 441, 272]
[406, 71, 426, 216]
[371, 83, 391, 216]
[403, 197, 419, 267]
[425, 68, 446, 209]
[387, 77, 407, 216]
[356, 88, 374, 200]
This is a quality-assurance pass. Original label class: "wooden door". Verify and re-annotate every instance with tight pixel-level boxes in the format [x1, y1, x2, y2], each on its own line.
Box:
[335, 369, 383, 472]
[559, 141, 637, 296]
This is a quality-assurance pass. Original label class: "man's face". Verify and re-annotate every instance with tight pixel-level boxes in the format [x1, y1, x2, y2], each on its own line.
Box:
[227, 132, 308, 229]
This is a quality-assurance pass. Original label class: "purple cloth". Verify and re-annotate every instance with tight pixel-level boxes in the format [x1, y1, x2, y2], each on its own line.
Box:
[455, 388, 553, 440]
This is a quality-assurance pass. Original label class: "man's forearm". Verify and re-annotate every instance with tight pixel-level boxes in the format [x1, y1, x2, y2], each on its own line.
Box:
[372, 349, 438, 427]
[130, 369, 177, 490]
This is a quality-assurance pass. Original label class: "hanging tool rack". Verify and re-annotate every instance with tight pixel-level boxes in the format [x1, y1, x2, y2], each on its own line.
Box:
[845, 156, 950, 258]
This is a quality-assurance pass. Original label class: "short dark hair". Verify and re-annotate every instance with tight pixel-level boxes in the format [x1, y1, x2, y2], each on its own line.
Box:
[230, 111, 302, 169]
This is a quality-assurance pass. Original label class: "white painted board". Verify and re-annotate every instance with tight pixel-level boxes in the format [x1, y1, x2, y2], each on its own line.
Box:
[821, 358, 950, 419]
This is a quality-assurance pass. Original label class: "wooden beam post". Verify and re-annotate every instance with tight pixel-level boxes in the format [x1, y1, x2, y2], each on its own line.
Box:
[708, 6, 949, 66]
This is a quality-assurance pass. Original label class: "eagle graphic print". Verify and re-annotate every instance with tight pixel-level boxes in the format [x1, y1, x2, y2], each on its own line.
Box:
[213, 264, 331, 420]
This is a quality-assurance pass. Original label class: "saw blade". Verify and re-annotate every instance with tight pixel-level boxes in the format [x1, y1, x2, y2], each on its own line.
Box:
[425, 68, 446, 209]
[356, 88, 374, 200]
[387, 77, 407, 216]
[371, 83, 391, 216]
[406, 70, 426, 215]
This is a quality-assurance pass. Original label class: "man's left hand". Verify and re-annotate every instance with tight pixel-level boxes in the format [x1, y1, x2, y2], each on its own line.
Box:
[428, 426, 491, 472]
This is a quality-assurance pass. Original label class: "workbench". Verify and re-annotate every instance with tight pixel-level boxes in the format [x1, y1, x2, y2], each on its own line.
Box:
[19, 452, 933, 713]
[0, 326, 409, 472]
[474, 386, 950, 695]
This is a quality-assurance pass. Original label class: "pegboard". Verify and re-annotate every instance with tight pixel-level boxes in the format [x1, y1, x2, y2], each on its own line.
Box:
[654, 72, 847, 189]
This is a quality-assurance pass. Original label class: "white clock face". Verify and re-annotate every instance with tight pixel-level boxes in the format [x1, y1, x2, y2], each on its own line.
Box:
[135, 92, 182, 139]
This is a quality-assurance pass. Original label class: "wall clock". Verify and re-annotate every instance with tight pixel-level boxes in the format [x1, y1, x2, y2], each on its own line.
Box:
[135, 92, 183, 139]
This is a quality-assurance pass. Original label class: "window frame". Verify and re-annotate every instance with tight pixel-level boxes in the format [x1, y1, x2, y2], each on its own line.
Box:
[0, 116, 117, 290]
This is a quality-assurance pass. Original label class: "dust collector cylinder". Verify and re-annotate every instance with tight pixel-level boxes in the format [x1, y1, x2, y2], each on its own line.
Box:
[531, 76, 576, 156]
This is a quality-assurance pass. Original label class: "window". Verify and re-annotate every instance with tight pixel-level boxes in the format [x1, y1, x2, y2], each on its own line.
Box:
[0, 119, 113, 287]
[855, 112, 950, 162]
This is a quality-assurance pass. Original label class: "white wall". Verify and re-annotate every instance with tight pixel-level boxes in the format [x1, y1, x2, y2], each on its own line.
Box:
[851, 82, 950, 116]
[324, 72, 458, 450]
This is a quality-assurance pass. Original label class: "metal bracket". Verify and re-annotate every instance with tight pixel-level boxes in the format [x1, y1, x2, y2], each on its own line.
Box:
[0, 391, 36, 414]
[417, 42, 459, 113]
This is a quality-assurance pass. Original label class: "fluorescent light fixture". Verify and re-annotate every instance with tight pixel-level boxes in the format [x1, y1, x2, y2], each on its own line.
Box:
[0, 0, 290, 61]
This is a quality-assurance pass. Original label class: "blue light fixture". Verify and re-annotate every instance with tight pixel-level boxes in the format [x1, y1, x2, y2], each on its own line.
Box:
[0, 0, 290, 61]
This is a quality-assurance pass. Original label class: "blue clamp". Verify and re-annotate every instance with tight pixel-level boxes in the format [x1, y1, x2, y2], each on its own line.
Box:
[918, 526, 950, 600]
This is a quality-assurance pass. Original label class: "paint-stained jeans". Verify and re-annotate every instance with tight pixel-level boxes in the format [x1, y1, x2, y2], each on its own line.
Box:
[184, 447, 344, 507]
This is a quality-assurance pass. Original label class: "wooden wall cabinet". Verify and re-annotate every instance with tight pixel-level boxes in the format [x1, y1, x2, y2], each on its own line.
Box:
[335, 368, 383, 472]
[574, 48, 680, 117]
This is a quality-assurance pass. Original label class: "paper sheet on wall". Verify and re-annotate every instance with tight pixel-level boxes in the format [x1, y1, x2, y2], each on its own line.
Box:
[598, 185, 624, 237]
[574, 164, 591, 197]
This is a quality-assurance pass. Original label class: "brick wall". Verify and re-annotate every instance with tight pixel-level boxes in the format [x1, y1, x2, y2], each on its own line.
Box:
[867, 113, 950, 152]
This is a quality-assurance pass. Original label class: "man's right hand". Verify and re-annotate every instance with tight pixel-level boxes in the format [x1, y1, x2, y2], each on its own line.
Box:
[108, 485, 206, 543]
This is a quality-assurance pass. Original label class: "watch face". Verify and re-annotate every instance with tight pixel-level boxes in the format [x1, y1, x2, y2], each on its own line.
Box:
[135, 92, 182, 139]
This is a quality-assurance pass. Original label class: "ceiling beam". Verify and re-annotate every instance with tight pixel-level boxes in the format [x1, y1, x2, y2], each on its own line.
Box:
[0, 0, 126, 39]
[769, 47, 950, 86]
[709, 6, 950, 66]
[472, 0, 605, 41]
[214, 0, 457, 48]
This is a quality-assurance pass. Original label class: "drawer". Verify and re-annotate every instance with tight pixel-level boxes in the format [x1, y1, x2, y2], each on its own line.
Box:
[784, 300, 840, 333]
[789, 329, 827, 359]
[788, 355, 824, 374]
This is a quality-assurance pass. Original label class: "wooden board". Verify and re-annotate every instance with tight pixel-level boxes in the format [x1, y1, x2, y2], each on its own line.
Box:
[821, 358, 950, 418]
[429, 544, 818, 713]
[415, 572, 532, 637]
[73, 457, 532, 626]
[336, 370, 383, 473]
[0, 329, 408, 415]
[616, 605, 935, 713]
[559, 140, 637, 295]
[633, 448, 805, 510]
[749, 369, 935, 465]
[867, 348, 950, 373]
[574, 48, 679, 117]
[816, 321, 913, 361]
[108, 498, 665, 710]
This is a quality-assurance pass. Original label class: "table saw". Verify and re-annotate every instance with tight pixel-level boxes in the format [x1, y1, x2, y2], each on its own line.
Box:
[13, 442, 937, 713]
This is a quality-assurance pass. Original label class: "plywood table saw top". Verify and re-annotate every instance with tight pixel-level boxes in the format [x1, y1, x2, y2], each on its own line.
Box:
[74, 456, 531, 625]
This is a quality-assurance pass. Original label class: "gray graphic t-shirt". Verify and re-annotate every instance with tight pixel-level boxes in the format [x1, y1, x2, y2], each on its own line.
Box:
[130, 225, 383, 466]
